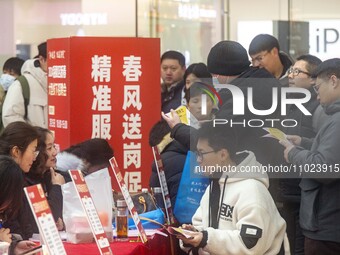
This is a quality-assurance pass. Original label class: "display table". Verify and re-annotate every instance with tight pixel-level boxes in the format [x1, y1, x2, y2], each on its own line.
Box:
[62, 233, 174, 255]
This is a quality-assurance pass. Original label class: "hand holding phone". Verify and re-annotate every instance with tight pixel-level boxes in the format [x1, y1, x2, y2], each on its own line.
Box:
[17, 243, 42, 255]
[167, 226, 195, 239]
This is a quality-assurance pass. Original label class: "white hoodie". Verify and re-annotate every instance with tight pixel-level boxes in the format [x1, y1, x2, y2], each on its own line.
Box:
[2, 59, 47, 128]
[183, 151, 289, 255]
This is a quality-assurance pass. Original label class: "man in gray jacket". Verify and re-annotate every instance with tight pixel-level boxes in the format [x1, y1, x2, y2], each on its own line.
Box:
[281, 58, 340, 254]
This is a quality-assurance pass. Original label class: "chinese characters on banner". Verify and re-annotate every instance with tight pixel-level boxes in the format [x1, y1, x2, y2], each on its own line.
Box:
[122, 56, 143, 192]
[47, 37, 160, 191]
[91, 55, 112, 139]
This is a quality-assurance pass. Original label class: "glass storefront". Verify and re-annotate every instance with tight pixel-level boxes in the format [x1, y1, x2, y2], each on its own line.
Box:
[1, 0, 340, 66]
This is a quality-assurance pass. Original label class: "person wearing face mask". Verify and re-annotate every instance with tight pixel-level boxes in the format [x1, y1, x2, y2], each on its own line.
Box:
[2, 42, 48, 128]
[0, 57, 25, 108]
[1, 57, 24, 89]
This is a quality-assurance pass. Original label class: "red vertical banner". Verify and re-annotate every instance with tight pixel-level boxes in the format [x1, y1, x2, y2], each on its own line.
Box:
[47, 37, 161, 191]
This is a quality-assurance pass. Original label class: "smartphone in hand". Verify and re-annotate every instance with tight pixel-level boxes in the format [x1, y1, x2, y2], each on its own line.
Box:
[167, 227, 195, 239]
[18, 245, 43, 255]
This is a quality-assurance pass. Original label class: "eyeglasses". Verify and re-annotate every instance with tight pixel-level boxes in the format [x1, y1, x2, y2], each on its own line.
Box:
[313, 80, 327, 94]
[287, 67, 310, 77]
[251, 52, 269, 65]
[195, 150, 217, 161]
[33, 150, 40, 158]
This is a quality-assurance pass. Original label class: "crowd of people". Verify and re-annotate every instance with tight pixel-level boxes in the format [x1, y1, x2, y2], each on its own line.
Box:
[1, 33, 339, 255]
[155, 34, 340, 255]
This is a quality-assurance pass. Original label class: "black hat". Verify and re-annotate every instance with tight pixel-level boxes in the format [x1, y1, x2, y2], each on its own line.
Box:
[207, 41, 250, 76]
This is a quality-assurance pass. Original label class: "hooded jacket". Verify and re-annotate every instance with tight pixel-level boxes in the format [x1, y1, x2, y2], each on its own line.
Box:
[2, 59, 47, 128]
[183, 151, 288, 255]
[288, 99, 340, 243]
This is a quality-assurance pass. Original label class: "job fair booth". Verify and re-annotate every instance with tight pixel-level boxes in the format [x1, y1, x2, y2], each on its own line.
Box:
[40, 37, 172, 254]
[47, 36, 160, 191]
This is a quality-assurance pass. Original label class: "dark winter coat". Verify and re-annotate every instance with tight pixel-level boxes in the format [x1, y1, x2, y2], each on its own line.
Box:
[161, 80, 185, 113]
[288, 99, 340, 243]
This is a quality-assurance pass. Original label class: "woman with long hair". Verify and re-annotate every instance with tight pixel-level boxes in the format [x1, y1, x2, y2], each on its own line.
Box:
[25, 127, 65, 233]
[0, 150, 38, 254]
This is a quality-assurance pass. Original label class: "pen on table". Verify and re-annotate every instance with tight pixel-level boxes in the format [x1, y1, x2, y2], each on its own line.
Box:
[0, 219, 3, 229]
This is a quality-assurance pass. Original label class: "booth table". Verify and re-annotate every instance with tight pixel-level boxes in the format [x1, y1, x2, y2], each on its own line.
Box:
[62, 233, 174, 255]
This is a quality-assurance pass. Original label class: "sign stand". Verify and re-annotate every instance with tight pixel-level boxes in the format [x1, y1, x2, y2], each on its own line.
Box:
[69, 170, 112, 255]
[24, 184, 67, 255]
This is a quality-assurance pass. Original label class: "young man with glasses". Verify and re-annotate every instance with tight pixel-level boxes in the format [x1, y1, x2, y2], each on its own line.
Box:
[249, 34, 293, 87]
[280, 58, 340, 254]
[178, 121, 288, 255]
[279, 54, 330, 255]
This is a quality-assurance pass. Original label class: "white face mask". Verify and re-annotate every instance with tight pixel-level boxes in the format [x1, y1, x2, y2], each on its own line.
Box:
[0, 73, 15, 91]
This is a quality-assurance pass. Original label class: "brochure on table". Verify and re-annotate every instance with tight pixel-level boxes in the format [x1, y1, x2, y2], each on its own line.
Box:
[69, 170, 112, 255]
[24, 184, 67, 255]
[109, 157, 148, 243]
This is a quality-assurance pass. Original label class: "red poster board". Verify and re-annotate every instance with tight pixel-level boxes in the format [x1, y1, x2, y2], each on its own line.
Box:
[152, 146, 175, 225]
[47, 37, 160, 192]
[69, 170, 112, 255]
[24, 184, 67, 255]
[109, 157, 148, 243]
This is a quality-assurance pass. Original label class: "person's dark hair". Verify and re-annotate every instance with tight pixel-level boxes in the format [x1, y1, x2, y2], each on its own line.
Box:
[296, 54, 322, 75]
[2, 57, 25, 76]
[184, 81, 214, 104]
[0, 155, 23, 219]
[313, 58, 340, 79]
[161, 50, 185, 67]
[37, 42, 47, 59]
[0, 121, 39, 156]
[249, 34, 280, 55]
[30, 127, 53, 175]
[197, 121, 238, 160]
[64, 138, 114, 167]
[183, 63, 212, 84]
[149, 120, 171, 147]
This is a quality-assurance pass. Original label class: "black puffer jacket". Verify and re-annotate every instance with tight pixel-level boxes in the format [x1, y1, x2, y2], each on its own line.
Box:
[149, 140, 188, 208]
[171, 67, 284, 167]
[161, 80, 185, 113]
[215, 67, 283, 166]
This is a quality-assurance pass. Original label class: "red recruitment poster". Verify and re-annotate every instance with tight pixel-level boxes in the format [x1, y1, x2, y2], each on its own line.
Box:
[152, 146, 175, 225]
[47, 37, 160, 192]
[69, 170, 112, 255]
[109, 157, 148, 243]
[24, 184, 67, 255]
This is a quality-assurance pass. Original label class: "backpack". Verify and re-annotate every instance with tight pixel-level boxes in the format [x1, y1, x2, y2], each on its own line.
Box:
[0, 75, 30, 132]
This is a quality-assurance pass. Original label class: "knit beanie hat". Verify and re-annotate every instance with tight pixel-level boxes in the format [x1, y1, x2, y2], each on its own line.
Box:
[207, 41, 250, 76]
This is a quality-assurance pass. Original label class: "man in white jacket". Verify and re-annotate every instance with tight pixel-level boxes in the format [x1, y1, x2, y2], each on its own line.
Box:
[179, 121, 289, 255]
[2, 42, 47, 128]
